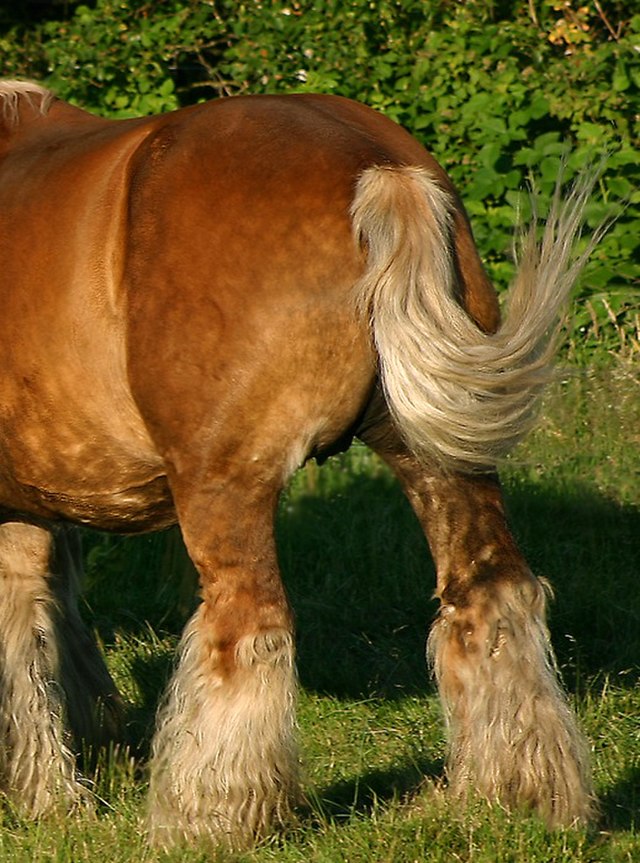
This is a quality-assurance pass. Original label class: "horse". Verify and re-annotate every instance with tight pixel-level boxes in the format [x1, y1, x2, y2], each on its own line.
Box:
[0, 79, 597, 847]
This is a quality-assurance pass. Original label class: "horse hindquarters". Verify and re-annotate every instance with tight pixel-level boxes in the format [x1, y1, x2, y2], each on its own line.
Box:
[129, 105, 599, 840]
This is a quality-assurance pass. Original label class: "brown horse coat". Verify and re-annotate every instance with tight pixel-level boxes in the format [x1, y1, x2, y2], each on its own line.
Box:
[0, 81, 596, 846]
[0, 89, 498, 530]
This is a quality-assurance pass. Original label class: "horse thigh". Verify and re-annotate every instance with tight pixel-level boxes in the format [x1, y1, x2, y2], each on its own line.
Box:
[0, 522, 85, 815]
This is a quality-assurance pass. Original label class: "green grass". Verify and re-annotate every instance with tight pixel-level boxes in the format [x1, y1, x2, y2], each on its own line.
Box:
[1, 363, 638, 861]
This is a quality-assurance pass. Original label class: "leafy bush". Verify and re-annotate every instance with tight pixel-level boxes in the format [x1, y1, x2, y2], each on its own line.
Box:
[1, 0, 638, 357]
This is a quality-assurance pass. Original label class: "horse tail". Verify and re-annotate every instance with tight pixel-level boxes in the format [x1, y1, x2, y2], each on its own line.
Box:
[351, 164, 600, 471]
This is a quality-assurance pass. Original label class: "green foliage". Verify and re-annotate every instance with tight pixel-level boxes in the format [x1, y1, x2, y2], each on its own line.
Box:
[0, 0, 638, 357]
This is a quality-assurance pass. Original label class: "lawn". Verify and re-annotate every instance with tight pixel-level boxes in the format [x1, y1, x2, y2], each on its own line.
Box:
[0, 363, 638, 862]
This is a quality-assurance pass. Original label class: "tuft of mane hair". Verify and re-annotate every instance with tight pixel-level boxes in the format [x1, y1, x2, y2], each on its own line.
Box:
[0, 80, 55, 126]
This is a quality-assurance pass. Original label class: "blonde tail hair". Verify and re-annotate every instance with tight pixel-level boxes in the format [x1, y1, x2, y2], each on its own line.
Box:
[351, 164, 602, 470]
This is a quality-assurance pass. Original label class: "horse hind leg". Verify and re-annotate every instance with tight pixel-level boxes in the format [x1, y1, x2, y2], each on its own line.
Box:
[148, 611, 298, 848]
[421, 473, 593, 826]
[147, 470, 299, 849]
[429, 568, 594, 826]
[0, 522, 84, 815]
[360, 420, 594, 827]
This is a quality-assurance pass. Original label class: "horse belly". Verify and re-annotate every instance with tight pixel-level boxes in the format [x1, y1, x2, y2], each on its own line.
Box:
[0, 406, 174, 531]
[0, 300, 172, 529]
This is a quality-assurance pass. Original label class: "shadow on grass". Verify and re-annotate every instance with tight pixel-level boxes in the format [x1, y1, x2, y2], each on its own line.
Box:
[82, 461, 640, 696]
[122, 649, 175, 759]
[80, 454, 639, 771]
[275, 464, 640, 699]
[277, 468, 436, 701]
[599, 765, 640, 832]
[501, 475, 640, 688]
[69, 450, 640, 844]
[303, 756, 444, 826]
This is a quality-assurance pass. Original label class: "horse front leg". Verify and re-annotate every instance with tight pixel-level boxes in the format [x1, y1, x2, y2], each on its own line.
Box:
[147, 474, 299, 849]
[0, 522, 86, 815]
[369, 439, 594, 827]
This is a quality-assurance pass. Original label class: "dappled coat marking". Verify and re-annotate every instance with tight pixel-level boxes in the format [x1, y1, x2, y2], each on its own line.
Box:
[0, 80, 596, 847]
